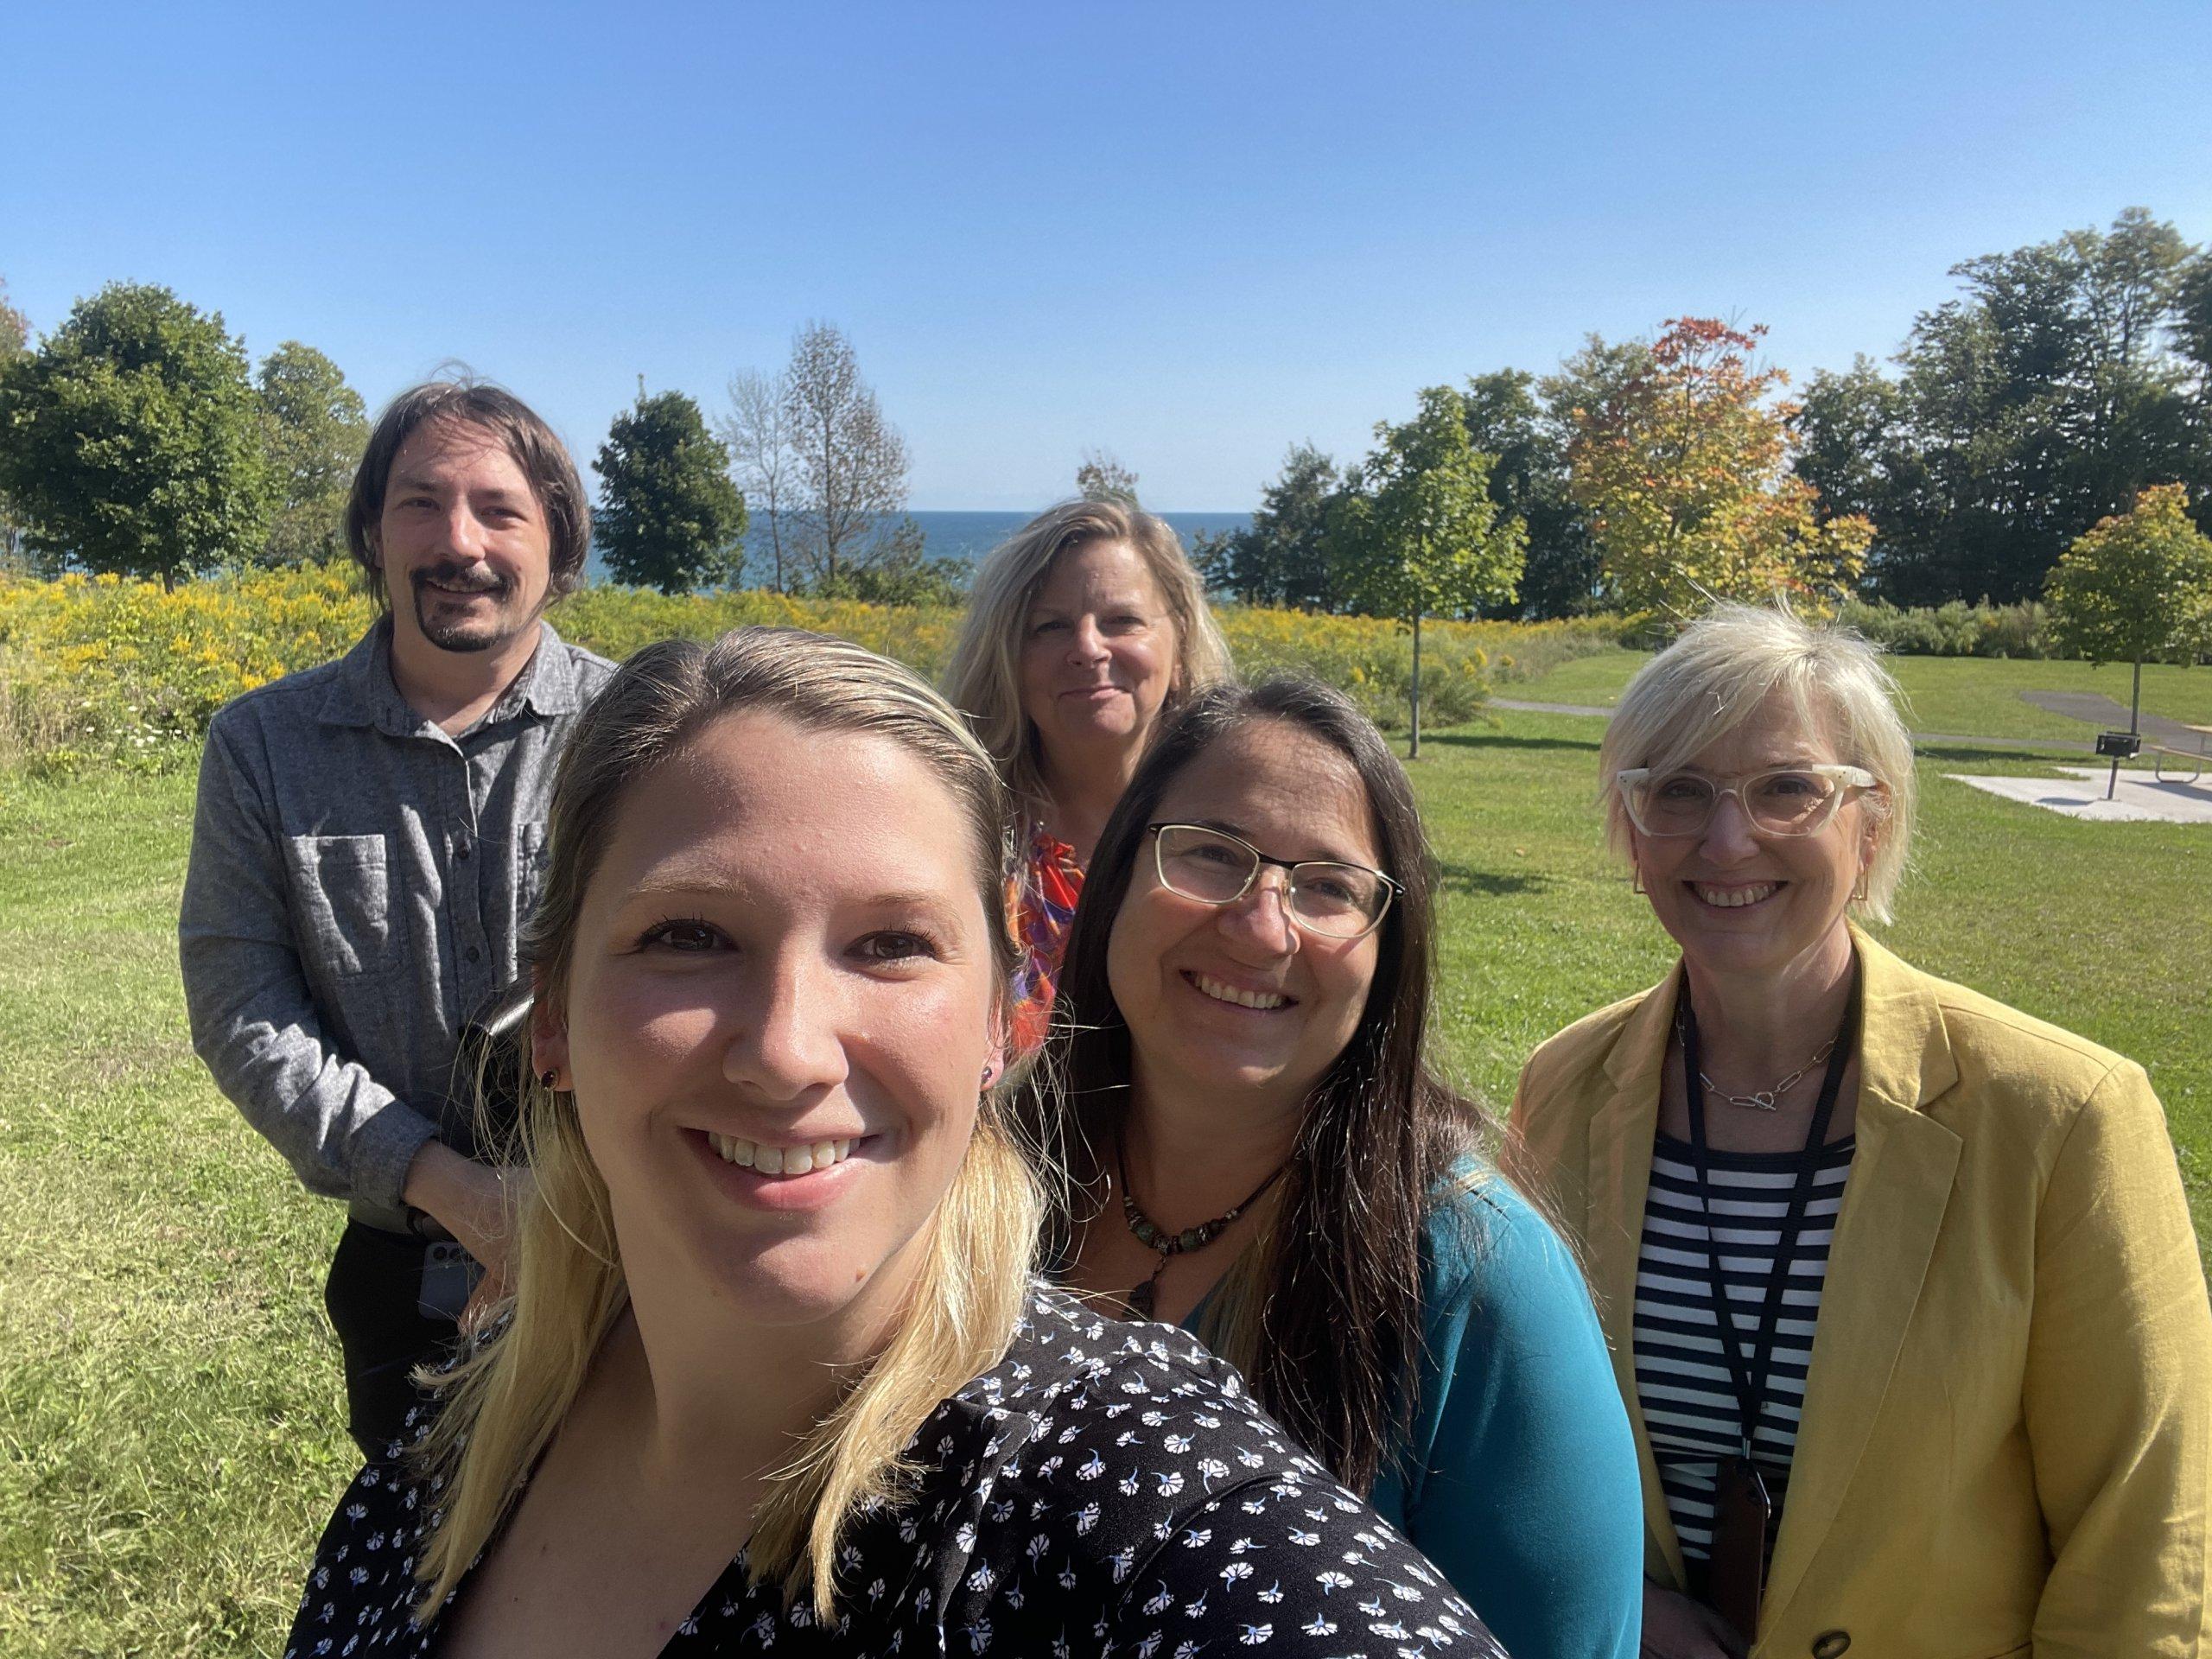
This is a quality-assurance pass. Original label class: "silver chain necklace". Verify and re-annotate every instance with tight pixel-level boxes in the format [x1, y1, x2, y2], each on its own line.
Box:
[1675, 1017, 1840, 1113]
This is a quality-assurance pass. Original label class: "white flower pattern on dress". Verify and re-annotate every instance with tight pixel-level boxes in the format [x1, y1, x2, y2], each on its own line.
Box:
[283, 1287, 1503, 1657]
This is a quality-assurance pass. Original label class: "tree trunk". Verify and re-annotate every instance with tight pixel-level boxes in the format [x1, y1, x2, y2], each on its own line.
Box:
[1409, 612, 1422, 760]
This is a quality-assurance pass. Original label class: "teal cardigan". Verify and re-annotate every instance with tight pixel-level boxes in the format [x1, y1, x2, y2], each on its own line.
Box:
[1188, 1172, 1643, 1659]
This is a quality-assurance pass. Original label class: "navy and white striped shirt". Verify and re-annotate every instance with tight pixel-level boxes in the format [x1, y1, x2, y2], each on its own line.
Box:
[1632, 1131, 1855, 1562]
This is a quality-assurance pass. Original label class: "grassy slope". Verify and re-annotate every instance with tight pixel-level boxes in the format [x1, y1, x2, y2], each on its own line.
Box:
[1511, 651, 2212, 747]
[3, 709, 2207, 1653]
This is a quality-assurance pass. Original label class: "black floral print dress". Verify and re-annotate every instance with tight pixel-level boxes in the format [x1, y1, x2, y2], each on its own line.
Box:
[285, 1287, 1507, 1657]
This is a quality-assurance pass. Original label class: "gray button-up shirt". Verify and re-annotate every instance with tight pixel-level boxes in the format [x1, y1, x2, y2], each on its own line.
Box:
[179, 615, 613, 1233]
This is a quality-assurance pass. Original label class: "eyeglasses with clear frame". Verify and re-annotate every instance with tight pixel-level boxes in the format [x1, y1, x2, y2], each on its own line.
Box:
[1144, 823, 1402, 940]
[1615, 765, 1880, 838]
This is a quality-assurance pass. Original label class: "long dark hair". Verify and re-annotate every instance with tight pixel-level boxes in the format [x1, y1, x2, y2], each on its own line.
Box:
[1036, 675, 1484, 1495]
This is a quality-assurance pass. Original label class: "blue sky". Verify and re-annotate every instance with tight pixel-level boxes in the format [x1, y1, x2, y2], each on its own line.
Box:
[6, 2, 2209, 510]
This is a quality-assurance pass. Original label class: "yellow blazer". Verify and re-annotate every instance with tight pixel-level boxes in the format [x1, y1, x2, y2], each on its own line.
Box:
[1507, 927, 2212, 1659]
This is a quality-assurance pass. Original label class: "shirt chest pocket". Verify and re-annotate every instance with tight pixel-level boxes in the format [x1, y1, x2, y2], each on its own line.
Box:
[513, 821, 552, 931]
[283, 834, 404, 981]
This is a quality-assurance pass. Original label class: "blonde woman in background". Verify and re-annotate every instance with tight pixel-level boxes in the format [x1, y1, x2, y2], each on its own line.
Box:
[283, 627, 1502, 1659]
[1509, 603, 2212, 1659]
[944, 500, 1230, 1047]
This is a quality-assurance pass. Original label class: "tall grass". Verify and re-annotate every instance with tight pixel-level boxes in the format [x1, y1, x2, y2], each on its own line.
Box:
[0, 566, 1622, 770]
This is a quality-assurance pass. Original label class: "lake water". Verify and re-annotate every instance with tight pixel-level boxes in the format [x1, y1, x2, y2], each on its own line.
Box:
[583, 508, 1250, 588]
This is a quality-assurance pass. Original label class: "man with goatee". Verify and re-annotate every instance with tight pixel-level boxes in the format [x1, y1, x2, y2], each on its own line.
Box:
[181, 380, 612, 1454]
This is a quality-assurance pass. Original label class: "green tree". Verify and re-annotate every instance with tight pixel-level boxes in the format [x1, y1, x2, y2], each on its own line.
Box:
[0, 277, 32, 570]
[1793, 357, 1926, 599]
[1794, 357, 1912, 525]
[1201, 442, 1344, 608]
[257, 341, 367, 565]
[1463, 369, 1597, 619]
[1076, 448, 1140, 506]
[2045, 486, 2212, 731]
[2177, 251, 2212, 385]
[1537, 337, 1656, 616]
[0, 282, 270, 588]
[2176, 251, 2212, 500]
[1830, 210, 2206, 605]
[1335, 386, 1524, 756]
[595, 386, 749, 594]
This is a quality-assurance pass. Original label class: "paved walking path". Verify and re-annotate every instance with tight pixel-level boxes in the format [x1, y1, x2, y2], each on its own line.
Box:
[1491, 696, 1623, 717]
[2018, 691, 2209, 751]
[1947, 767, 2212, 824]
[1488, 696, 2089, 754]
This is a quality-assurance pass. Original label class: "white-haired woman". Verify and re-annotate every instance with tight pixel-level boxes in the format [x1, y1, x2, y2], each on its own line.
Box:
[944, 500, 1230, 1047]
[283, 628, 1501, 1659]
[1509, 603, 2211, 1659]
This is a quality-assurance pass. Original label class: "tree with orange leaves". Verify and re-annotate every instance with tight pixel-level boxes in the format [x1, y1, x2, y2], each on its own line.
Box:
[1561, 317, 1872, 621]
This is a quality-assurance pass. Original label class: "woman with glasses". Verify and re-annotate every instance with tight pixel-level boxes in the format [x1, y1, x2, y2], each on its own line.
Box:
[944, 501, 1231, 1050]
[1509, 604, 2212, 1659]
[1029, 675, 1645, 1659]
[283, 631, 1504, 1659]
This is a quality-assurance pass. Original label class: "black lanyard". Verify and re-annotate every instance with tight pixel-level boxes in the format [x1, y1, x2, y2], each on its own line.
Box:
[1678, 974, 1859, 1463]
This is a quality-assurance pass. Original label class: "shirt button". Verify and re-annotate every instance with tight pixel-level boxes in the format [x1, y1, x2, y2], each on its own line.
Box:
[454, 836, 472, 861]
[465, 945, 480, 964]
[1812, 1632, 1851, 1658]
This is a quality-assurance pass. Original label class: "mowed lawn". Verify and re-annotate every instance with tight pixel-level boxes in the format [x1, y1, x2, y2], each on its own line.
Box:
[3, 707, 2208, 1655]
[1512, 648, 2212, 747]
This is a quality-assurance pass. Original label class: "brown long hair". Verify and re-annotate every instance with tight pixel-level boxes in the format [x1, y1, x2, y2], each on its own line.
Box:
[1033, 675, 1484, 1495]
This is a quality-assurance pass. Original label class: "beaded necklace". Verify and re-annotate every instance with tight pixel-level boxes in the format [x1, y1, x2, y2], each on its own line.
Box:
[1115, 1133, 1289, 1319]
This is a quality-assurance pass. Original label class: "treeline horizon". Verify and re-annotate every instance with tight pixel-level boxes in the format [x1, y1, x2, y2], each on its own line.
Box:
[3, 207, 2209, 619]
[1205, 208, 2212, 622]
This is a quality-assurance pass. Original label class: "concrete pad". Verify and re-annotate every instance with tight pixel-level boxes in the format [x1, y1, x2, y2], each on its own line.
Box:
[1945, 767, 2212, 824]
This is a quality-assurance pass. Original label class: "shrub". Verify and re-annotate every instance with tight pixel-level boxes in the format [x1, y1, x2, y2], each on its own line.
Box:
[1835, 598, 2051, 658]
[556, 586, 964, 677]
[1617, 597, 2052, 658]
[1217, 608, 1618, 733]
[0, 566, 1624, 770]
[0, 565, 369, 772]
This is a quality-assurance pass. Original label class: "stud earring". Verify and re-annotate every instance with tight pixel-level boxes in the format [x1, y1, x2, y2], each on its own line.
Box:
[980, 1062, 998, 1090]
[538, 1069, 558, 1090]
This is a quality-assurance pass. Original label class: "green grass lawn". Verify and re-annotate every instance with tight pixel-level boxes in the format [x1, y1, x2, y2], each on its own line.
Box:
[1420, 718, 2210, 1210]
[4, 715, 2209, 1655]
[1510, 650, 2212, 747]
[0, 767, 352, 1656]
[1495, 646, 1652, 710]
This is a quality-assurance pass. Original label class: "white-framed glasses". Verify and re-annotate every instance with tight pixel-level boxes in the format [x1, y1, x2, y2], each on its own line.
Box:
[1146, 823, 1400, 940]
[1616, 765, 1878, 838]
